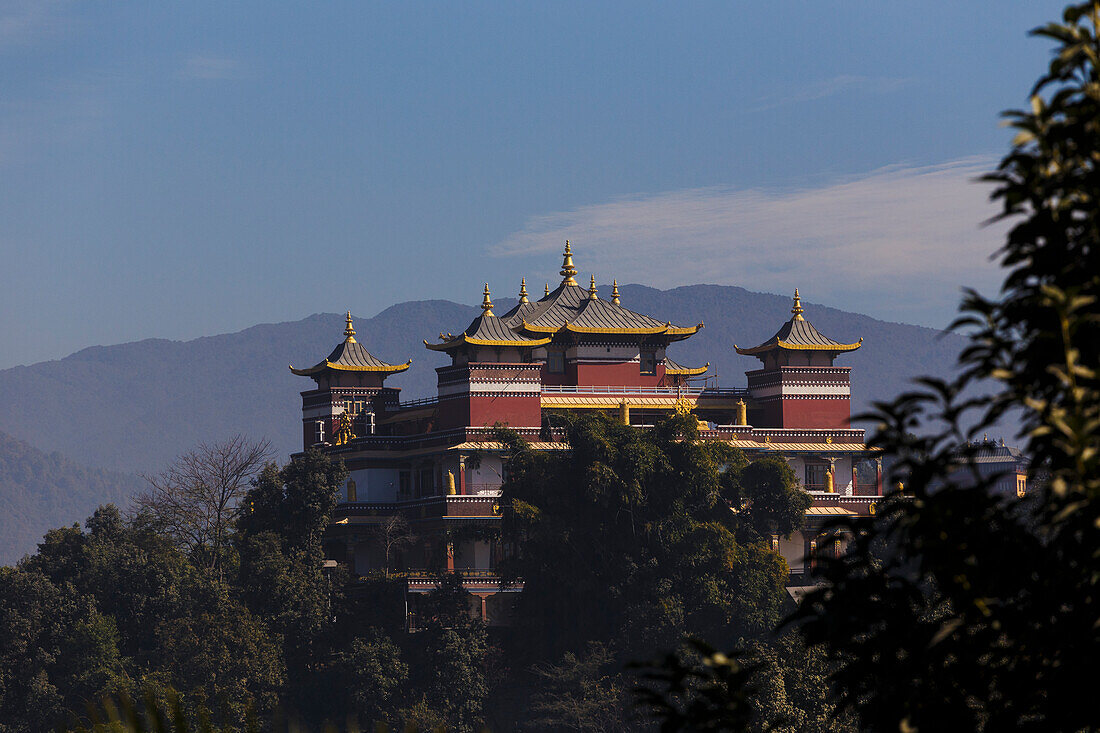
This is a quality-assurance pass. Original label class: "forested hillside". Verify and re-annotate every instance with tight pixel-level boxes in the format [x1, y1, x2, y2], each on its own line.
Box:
[0, 431, 143, 564]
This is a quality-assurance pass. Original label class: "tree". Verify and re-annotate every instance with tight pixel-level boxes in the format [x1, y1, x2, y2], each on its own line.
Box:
[236, 448, 345, 556]
[499, 412, 796, 663]
[373, 514, 415, 577]
[779, 5, 1100, 732]
[136, 436, 271, 571]
[527, 642, 634, 733]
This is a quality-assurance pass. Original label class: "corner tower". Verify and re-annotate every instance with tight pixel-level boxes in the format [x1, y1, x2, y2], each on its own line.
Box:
[736, 290, 862, 429]
[290, 312, 411, 449]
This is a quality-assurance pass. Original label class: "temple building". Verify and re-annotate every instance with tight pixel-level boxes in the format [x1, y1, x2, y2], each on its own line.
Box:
[290, 243, 882, 624]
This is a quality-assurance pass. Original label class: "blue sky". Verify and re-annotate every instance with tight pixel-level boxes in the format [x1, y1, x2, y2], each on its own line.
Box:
[0, 1, 1066, 368]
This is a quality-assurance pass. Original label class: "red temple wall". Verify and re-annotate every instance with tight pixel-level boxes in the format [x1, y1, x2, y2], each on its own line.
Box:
[468, 393, 542, 428]
[572, 361, 664, 387]
[781, 398, 851, 429]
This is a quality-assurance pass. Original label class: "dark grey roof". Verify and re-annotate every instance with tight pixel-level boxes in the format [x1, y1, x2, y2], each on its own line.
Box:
[521, 283, 589, 331]
[325, 340, 403, 368]
[291, 334, 410, 376]
[500, 299, 539, 327]
[737, 316, 861, 355]
[567, 297, 669, 332]
[514, 282, 700, 340]
[425, 312, 550, 351]
[664, 357, 709, 375]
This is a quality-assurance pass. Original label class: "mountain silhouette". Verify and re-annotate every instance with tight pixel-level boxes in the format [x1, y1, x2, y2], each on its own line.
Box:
[0, 284, 967, 563]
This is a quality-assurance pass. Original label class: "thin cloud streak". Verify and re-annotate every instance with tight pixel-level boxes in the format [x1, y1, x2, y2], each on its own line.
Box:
[490, 157, 1008, 329]
[178, 55, 248, 81]
[751, 74, 915, 111]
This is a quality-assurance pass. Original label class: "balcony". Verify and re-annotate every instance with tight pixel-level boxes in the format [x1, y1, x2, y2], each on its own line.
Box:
[540, 385, 748, 396]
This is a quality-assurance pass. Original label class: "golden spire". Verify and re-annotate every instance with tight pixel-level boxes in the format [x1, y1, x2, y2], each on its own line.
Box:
[518, 277, 529, 304]
[611, 279, 620, 305]
[791, 288, 804, 320]
[481, 283, 495, 317]
[588, 275, 598, 300]
[544, 282, 550, 297]
[560, 240, 578, 286]
[344, 311, 357, 343]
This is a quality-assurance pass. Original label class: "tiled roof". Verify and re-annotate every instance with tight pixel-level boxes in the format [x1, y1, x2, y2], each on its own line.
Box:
[517, 282, 701, 340]
[665, 358, 709, 375]
[425, 312, 551, 351]
[291, 315, 410, 376]
[737, 316, 861, 355]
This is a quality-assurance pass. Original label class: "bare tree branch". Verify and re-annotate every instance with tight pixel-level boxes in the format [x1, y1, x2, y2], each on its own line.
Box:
[136, 435, 272, 570]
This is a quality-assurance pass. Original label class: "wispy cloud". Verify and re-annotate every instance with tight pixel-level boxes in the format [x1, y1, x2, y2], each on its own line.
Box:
[752, 74, 914, 112]
[0, 0, 73, 48]
[490, 157, 1008, 328]
[178, 55, 248, 81]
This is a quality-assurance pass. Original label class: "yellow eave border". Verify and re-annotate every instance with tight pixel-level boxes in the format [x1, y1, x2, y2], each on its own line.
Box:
[735, 338, 862, 355]
[424, 336, 552, 351]
[289, 359, 412, 376]
[665, 361, 710, 376]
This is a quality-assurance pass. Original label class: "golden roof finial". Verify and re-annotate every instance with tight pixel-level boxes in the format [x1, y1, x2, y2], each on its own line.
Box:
[481, 283, 495, 317]
[588, 275, 598, 300]
[544, 282, 550, 297]
[560, 240, 578, 285]
[611, 279, 620, 305]
[344, 311, 357, 343]
[791, 288, 804, 320]
[518, 277, 529, 304]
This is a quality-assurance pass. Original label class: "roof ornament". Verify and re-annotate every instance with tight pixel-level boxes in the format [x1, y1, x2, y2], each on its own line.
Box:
[544, 283, 550, 297]
[611, 280, 620, 305]
[481, 283, 495, 317]
[791, 289, 805, 320]
[560, 240, 578, 286]
[588, 275, 598, 300]
[344, 311, 357, 343]
[518, 277, 529, 304]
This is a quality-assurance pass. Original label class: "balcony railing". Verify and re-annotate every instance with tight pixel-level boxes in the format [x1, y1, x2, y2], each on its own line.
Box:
[541, 385, 748, 396]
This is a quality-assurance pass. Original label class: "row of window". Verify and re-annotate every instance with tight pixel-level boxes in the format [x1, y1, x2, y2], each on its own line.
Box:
[545, 351, 657, 374]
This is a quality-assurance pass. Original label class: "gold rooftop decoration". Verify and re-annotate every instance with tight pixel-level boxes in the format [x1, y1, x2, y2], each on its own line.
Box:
[612, 280, 620, 305]
[791, 288, 804, 320]
[481, 283, 495, 317]
[544, 283, 550, 297]
[344, 311, 357, 342]
[588, 275, 598, 300]
[560, 240, 578, 285]
[518, 278, 529, 303]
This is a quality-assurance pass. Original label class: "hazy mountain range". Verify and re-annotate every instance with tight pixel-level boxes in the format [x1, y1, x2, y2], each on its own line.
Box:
[0, 284, 967, 564]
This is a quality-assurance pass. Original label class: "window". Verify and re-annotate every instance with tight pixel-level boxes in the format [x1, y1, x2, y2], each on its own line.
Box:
[346, 479, 357, 503]
[548, 351, 564, 373]
[640, 351, 656, 375]
[399, 471, 411, 497]
[805, 463, 828, 491]
[314, 421, 325, 445]
[418, 467, 435, 497]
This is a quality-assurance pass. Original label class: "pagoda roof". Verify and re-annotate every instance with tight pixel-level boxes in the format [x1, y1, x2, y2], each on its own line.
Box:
[429, 244, 704, 348]
[499, 278, 540, 327]
[735, 290, 861, 356]
[426, 285, 552, 352]
[291, 313, 411, 376]
[664, 358, 709, 376]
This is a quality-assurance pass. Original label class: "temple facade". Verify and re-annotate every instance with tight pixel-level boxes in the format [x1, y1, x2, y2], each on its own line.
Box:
[290, 244, 882, 625]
